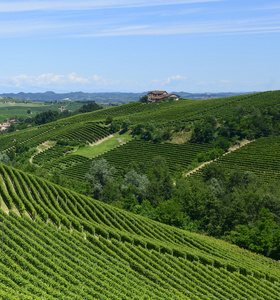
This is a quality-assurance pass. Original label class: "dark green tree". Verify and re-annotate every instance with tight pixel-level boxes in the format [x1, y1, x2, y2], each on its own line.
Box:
[139, 95, 148, 103]
[146, 156, 173, 206]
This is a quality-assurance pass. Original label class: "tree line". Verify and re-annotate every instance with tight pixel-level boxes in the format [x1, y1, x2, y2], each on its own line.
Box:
[80, 156, 280, 260]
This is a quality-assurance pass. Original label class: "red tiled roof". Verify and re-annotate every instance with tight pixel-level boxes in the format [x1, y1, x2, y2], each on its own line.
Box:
[148, 91, 167, 95]
[150, 94, 170, 100]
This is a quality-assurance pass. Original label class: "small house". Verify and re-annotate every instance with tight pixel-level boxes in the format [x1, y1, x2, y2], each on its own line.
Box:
[147, 91, 180, 103]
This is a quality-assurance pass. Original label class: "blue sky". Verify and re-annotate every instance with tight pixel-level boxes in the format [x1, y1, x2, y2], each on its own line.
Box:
[0, 0, 279, 93]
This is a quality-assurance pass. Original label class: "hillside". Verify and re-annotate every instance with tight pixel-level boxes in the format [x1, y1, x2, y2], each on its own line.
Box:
[1, 90, 280, 173]
[0, 98, 85, 123]
[1, 90, 280, 261]
[0, 162, 280, 299]
[191, 136, 280, 182]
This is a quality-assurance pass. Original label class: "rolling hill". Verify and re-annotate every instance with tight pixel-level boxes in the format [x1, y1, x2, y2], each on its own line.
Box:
[0, 162, 280, 299]
[1, 90, 280, 181]
[1, 91, 280, 298]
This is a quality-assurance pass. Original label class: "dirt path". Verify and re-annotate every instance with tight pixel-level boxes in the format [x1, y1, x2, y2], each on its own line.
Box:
[29, 140, 54, 163]
[0, 195, 10, 215]
[185, 139, 254, 177]
[88, 135, 114, 147]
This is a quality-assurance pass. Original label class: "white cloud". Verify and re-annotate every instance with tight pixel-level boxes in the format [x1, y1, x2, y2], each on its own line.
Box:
[5, 73, 115, 89]
[0, 1, 279, 39]
[151, 75, 187, 87]
[0, 0, 224, 13]
[166, 75, 187, 83]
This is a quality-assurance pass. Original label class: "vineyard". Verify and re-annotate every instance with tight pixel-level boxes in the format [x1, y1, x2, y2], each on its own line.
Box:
[0, 162, 280, 299]
[48, 90, 280, 125]
[56, 139, 212, 180]
[2, 90, 280, 155]
[0, 122, 110, 153]
[190, 136, 280, 182]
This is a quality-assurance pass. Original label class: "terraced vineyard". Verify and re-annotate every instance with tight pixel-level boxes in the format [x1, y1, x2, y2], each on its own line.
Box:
[1, 90, 280, 155]
[191, 136, 280, 182]
[0, 122, 110, 153]
[48, 90, 280, 125]
[59, 139, 212, 180]
[0, 162, 280, 299]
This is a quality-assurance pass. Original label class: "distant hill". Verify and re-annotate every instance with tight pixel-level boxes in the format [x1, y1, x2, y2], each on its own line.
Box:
[0, 91, 252, 103]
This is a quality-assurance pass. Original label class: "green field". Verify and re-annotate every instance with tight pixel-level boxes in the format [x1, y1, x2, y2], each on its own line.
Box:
[0, 98, 85, 122]
[72, 131, 133, 158]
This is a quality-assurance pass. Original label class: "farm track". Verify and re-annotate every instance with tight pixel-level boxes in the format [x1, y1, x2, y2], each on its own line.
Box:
[185, 139, 254, 177]
[29, 140, 55, 163]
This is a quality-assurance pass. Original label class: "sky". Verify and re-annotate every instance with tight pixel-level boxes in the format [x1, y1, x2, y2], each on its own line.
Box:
[0, 0, 279, 93]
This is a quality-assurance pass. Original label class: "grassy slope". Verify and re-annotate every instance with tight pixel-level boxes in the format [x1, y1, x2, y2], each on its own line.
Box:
[0, 162, 280, 299]
[72, 131, 132, 158]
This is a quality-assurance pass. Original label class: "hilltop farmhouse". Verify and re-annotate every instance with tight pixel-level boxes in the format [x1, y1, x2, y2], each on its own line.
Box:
[147, 91, 180, 103]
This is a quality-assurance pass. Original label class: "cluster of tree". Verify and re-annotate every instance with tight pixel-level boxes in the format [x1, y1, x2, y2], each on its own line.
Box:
[102, 105, 280, 148]
[82, 158, 280, 260]
[84, 157, 173, 210]
[25, 110, 62, 125]
[76, 102, 103, 113]
[4, 102, 103, 130]
[105, 117, 131, 134]
[131, 121, 172, 143]
[192, 107, 280, 148]
[176, 165, 280, 259]
[139, 95, 148, 103]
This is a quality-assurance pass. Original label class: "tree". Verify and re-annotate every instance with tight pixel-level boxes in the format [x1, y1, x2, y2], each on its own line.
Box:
[103, 181, 123, 204]
[7, 123, 15, 132]
[122, 170, 149, 202]
[77, 102, 102, 113]
[227, 208, 278, 258]
[0, 153, 12, 166]
[201, 163, 225, 182]
[121, 119, 130, 132]
[132, 124, 144, 136]
[109, 120, 121, 133]
[146, 156, 173, 206]
[105, 116, 113, 125]
[84, 158, 116, 199]
[139, 95, 148, 103]
[191, 120, 215, 143]
[155, 199, 184, 227]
